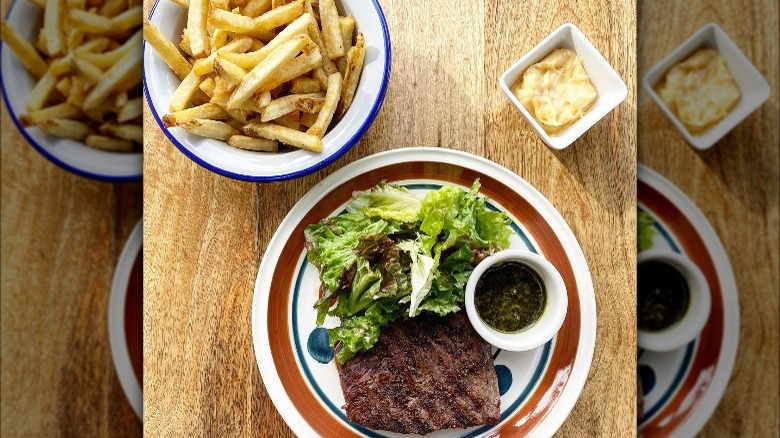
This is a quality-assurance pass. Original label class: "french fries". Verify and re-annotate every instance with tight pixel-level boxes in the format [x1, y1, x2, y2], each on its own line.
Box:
[338, 31, 364, 117]
[143, 0, 364, 153]
[144, 20, 191, 79]
[0, 22, 48, 78]
[307, 72, 340, 137]
[1, 1, 143, 151]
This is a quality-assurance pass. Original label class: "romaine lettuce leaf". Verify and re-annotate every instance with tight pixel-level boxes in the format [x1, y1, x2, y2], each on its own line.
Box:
[305, 212, 390, 292]
[345, 182, 421, 223]
[397, 240, 437, 317]
[329, 300, 399, 364]
[638, 210, 656, 251]
[419, 185, 462, 237]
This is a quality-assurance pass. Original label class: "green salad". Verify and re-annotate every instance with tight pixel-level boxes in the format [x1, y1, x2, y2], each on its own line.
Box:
[637, 210, 656, 251]
[305, 180, 513, 363]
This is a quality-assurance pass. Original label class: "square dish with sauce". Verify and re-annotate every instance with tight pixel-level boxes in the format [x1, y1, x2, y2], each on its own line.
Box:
[499, 23, 627, 150]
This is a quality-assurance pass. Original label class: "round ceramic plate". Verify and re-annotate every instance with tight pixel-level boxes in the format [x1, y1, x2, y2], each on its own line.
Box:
[637, 165, 739, 437]
[109, 221, 143, 419]
[0, 0, 143, 181]
[143, 0, 391, 182]
[253, 148, 597, 437]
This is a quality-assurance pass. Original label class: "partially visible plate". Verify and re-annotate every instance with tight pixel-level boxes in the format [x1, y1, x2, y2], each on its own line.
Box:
[252, 147, 597, 437]
[637, 165, 739, 437]
[109, 221, 143, 419]
[1, 0, 143, 181]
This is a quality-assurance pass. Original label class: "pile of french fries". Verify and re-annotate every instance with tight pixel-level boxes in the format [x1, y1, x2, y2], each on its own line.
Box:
[144, 0, 365, 153]
[0, 0, 143, 151]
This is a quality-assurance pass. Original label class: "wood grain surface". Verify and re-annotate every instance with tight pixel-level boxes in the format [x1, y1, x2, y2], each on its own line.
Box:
[638, 0, 779, 435]
[142, 0, 637, 436]
[0, 3, 143, 430]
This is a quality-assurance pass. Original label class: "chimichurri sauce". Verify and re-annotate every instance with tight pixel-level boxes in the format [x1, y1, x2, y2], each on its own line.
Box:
[475, 261, 546, 333]
[638, 261, 690, 332]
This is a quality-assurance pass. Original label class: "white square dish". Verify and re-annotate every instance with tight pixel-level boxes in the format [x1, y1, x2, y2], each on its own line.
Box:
[499, 23, 628, 150]
[643, 23, 771, 150]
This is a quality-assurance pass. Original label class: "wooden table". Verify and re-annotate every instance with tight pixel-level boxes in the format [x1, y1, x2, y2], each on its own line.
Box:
[142, 0, 637, 436]
[638, 0, 779, 435]
[0, 3, 143, 430]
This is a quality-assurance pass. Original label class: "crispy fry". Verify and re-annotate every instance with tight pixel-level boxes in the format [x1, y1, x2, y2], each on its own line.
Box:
[187, 0, 211, 57]
[55, 77, 72, 97]
[26, 70, 57, 112]
[312, 65, 328, 88]
[213, 57, 248, 86]
[336, 15, 354, 74]
[171, 0, 190, 8]
[307, 71, 340, 137]
[209, 9, 264, 36]
[162, 102, 228, 126]
[85, 134, 136, 151]
[0, 22, 49, 78]
[115, 91, 129, 108]
[299, 110, 316, 127]
[338, 31, 364, 117]
[169, 70, 204, 111]
[99, 0, 127, 17]
[66, 29, 85, 52]
[274, 110, 299, 129]
[39, 118, 93, 139]
[83, 47, 142, 109]
[228, 33, 313, 108]
[192, 37, 252, 75]
[99, 122, 143, 142]
[179, 28, 193, 56]
[19, 103, 83, 127]
[290, 76, 320, 93]
[317, 0, 342, 59]
[44, 0, 65, 56]
[260, 92, 322, 121]
[68, 9, 139, 34]
[199, 76, 217, 96]
[72, 58, 104, 84]
[110, 7, 144, 31]
[214, 12, 309, 69]
[65, 0, 86, 9]
[77, 29, 141, 69]
[144, 21, 192, 79]
[118, 97, 143, 122]
[306, 12, 336, 74]
[253, 0, 302, 29]
[258, 48, 321, 92]
[211, 28, 229, 50]
[242, 0, 271, 17]
[178, 118, 239, 140]
[244, 121, 321, 151]
[227, 134, 278, 151]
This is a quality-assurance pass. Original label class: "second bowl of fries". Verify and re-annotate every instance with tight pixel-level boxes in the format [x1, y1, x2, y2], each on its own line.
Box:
[143, 0, 390, 181]
[1, 0, 143, 180]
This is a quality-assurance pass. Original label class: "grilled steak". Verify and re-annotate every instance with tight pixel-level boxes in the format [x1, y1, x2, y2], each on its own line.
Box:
[335, 312, 500, 435]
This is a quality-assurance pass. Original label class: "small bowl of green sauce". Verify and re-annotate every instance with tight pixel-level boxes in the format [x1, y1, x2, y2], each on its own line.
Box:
[637, 249, 711, 352]
[465, 250, 568, 351]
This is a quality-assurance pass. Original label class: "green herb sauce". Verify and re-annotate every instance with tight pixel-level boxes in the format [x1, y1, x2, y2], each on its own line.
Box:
[637, 261, 690, 332]
[474, 261, 546, 333]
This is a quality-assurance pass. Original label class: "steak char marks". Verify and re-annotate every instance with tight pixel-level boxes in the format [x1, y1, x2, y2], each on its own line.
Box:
[335, 312, 500, 435]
